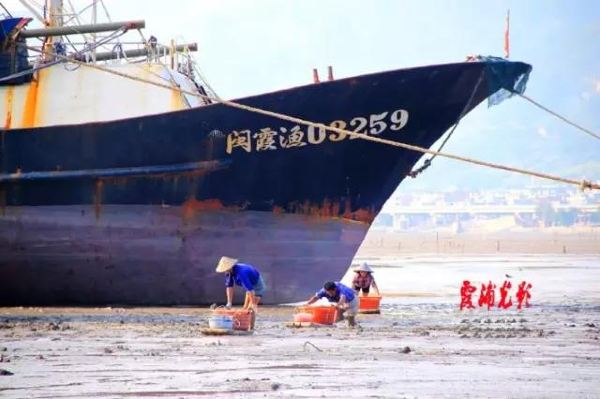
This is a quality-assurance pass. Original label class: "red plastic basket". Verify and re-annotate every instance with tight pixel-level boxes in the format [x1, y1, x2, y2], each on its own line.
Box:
[213, 308, 253, 330]
[359, 295, 382, 311]
[293, 312, 314, 323]
[297, 306, 337, 325]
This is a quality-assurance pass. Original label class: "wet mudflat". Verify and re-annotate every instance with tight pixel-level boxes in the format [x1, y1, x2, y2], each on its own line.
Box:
[1, 256, 599, 398]
[0, 303, 598, 398]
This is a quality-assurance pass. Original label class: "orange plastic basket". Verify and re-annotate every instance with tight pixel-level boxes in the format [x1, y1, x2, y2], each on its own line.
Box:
[213, 308, 253, 330]
[359, 295, 382, 311]
[297, 306, 337, 325]
[293, 312, 314, 323]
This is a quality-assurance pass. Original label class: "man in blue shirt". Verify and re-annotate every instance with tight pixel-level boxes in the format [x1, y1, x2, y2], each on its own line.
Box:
[215, 256, 266, 312]
[306, 281, 359, 327]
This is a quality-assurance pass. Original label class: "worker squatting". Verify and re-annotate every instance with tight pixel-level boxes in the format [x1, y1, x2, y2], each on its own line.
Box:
[214, 256, 380, 328]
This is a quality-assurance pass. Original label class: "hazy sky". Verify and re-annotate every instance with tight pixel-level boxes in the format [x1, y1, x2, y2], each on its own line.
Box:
[4, 0, 600, 190]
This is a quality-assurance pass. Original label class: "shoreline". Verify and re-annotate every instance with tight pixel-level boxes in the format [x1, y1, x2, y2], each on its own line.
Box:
[358, 230, 600, 255]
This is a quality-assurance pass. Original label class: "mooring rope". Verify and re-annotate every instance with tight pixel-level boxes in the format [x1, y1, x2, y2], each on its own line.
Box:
[517, 93, 600, 141]
[408, 73, 484, 178]
[17, 45, 600, 191]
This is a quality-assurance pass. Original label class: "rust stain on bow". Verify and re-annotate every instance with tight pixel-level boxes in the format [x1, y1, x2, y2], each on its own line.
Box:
[22, 72, 43, 128]
[93, 180, 104, 219]
[4, 87, 14, 129]
[283, 198, 375, 224]
[182, 198, 227, 220]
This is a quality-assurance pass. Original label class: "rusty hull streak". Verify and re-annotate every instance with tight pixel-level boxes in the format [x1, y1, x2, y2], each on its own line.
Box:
[4, 86, 14, 129]
[344, 208, 377, 224]
[182, 198, 230, 220]
[22, 74, 41, 128]
[93, 180, 104, 219]
[283, 198, 376, 224]
[170, 85, 186, 110]
[182, 196, 375, 224]
[4, 159, 372, 223]
[87, 162, 226, 219]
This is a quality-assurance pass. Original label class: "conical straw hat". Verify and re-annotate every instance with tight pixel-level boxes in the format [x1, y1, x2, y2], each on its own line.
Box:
[216, 256, 238, 273]
[353, 262, 374, 273]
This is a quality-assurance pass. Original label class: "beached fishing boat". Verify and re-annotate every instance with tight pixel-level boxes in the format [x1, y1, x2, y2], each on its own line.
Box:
[0, 1, 531, 305]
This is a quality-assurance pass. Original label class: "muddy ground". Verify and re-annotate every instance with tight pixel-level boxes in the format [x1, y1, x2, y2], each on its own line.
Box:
[0, 302, 598, 398]
[1, 255, 599, 398]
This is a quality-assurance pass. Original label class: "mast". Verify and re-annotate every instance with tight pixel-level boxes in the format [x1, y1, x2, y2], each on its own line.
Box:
[91, 0, 97, 61]
[47, 0, 64, 28]
[44, 0, 64, 61]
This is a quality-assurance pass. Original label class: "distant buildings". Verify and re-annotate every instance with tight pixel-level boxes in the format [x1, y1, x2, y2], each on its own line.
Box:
[373, 186, 600, 231]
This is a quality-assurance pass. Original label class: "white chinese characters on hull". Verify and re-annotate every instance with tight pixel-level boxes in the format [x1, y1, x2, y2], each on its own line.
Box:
[225, 108, 409, 154]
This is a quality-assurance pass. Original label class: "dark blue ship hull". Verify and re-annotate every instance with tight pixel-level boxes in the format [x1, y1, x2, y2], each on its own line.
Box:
[0, 60, 531, 305]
